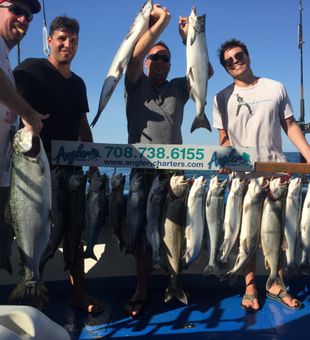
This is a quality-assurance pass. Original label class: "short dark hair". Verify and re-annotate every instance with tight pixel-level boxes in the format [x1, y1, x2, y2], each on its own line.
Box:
[218, 39, 249, 68]
[153, 40, 171, 58]
[49, 16, 80, 36]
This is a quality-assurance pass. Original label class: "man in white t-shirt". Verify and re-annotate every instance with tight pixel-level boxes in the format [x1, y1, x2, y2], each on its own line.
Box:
[0, 0, 48, 272]
[213, 39, 310, 311]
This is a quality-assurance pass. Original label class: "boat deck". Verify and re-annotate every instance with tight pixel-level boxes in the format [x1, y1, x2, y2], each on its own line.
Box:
[1, 275, 309, 339]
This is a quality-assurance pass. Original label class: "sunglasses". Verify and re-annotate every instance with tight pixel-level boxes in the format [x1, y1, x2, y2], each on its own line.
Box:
[147, 54, 170, 63]
[0, 4, 33, 22]
[224, 51, 246, 69]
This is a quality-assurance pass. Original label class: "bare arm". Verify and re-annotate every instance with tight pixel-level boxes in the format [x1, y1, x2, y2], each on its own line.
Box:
[79, 113, 93, 143]
[126, 4, 171, 84]
[79, 113, 98, 175]
[281, 116, 310, 163]
[219, 129, 232, 146]
[0, 69, 48, 136]
[218, 129, 232, 174]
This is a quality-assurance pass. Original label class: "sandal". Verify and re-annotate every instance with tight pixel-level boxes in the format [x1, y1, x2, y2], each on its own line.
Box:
[70, 297, 104, 314]
[124, 300, 146, 318]
[241, 293, 259, 312]
[266, 291, 304, 310]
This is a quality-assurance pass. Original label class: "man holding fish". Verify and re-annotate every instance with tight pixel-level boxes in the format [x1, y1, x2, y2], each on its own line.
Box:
[124, 2, 213, 318]
[0, 0, 48, 274]
[213, 38, 310, 311]
[13, 15, 102, 313]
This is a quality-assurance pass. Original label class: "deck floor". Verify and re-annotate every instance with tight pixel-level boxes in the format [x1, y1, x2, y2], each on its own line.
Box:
[1, 275, 310, 339]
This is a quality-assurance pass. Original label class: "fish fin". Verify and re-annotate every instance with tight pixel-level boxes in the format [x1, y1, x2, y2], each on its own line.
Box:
[91, 76, 118, 127]
[187, 67, 195, 83]
[8, 280, 49, 306]
[281, 237, 288, 251]
[266, 274, 285, 291]
[189, 32, 196, 46]
[164, 285, 188, 305]
[190, 114, 212, 133]
[264, 258, 270, 271]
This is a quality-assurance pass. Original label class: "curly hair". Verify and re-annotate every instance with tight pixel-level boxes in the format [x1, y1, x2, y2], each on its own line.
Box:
[218, 39, 249, 68]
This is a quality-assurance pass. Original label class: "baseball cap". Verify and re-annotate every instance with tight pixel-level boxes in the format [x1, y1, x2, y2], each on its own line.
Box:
[0, 0, 41, 14]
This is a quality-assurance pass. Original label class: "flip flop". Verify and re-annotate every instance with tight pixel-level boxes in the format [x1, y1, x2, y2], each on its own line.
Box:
[70, 297, 104, 314]
[124, 300, 146, 318]
[266, 291, 304, 310]
[241, 293, 259, 312]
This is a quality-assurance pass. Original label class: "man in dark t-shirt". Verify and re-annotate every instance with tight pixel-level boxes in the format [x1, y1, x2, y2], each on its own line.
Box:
[14, 15, 103, 314]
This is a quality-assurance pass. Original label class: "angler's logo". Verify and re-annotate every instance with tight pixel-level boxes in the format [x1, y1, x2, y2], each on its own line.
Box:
[207, 149, 251, 170]
[53, 143, 101, 165]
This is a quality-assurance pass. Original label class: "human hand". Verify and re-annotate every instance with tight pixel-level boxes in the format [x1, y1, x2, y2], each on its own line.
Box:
[178, 16, 189, 43]
[149, 3, 171, 27]
[22, 110, 49, 137]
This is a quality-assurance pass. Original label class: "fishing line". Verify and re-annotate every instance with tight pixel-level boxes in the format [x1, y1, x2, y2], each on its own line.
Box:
[42, 0, 50, 56]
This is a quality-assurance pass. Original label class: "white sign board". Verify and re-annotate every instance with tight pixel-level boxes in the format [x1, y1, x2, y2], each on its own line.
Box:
[51, 141, 256, 172]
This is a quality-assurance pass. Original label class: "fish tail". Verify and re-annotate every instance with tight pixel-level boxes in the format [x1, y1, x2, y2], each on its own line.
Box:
[90, 111, 100, 128]
[164, 285, 188, 305]
[265, 273, 285, 291]
[190, 114, 212, 133]
[8, 280, 49, 308]
[203, 264, 221, 277]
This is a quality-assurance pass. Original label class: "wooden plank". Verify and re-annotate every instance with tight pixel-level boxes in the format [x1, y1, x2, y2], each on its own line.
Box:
[254, 162, 310, 174]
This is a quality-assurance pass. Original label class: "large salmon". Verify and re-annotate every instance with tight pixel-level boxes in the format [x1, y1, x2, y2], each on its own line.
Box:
[91, 0, 153, 127]
[223, 177, 267, 282]
[183, 176, 206, 269]
[204, 175, 227, 277]
[261, 177, 288, 291]
[186, 7, 211, 133]
[283, 177, 302, 274]
[162, 175, 191, 304]
[9, 129, 51, 304]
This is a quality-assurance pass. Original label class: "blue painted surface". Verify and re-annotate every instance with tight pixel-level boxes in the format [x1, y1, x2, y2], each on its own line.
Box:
[1, 276, 310, 339]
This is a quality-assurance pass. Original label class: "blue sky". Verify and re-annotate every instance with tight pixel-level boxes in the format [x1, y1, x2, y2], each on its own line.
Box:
[10, 0, 310, 152]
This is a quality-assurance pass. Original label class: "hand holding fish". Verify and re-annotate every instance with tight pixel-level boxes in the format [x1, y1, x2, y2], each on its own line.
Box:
[178, 16, 189, 43]
[149, 3, 171, 28]
[21, 109, 49, 137]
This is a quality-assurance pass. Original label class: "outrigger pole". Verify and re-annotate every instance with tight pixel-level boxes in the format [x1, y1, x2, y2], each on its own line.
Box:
[42, 0, 50, 56]
[297, 0, 309, 163]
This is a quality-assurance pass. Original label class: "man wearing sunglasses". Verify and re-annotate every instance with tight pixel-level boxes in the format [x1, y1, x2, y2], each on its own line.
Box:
[213, 39, 310, 312]
[0, 0, 48, 277]
[123, 3, 213, 318]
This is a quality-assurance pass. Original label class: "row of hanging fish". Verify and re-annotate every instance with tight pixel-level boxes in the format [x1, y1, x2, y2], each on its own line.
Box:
[106, 172, 310, 304]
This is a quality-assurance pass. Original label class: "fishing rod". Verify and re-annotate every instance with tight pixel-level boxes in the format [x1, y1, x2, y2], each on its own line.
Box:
[297, 0, 309, 134]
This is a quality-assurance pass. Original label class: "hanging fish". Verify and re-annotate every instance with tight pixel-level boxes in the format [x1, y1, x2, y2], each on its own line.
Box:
[203, 175, 227, 277]
[162, 175, 191, 305]
[183, 176, 206, 269]
[261, 177, 288, 291]
[91, 0, 153, 127]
